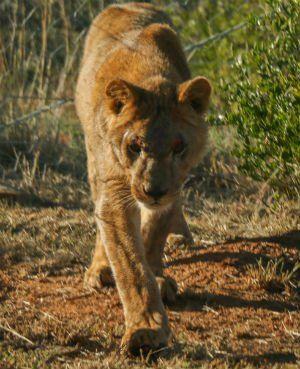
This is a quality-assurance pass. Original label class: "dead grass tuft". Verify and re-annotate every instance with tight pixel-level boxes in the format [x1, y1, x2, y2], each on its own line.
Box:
[246, 258, 300, 295]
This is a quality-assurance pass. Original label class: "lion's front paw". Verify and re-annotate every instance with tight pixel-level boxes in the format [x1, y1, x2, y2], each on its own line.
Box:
[167, 233, 194, 248]
[156, 276, 178, 304]
[122, 325, 169, 356]
[84, 265, 114, 290]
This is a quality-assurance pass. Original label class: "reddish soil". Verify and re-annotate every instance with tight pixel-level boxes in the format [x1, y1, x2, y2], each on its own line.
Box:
[1, 233, 299, 367]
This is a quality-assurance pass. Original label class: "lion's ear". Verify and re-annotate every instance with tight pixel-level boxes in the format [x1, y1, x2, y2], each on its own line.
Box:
[105, 79, 140, 114]
[178, 76, 212, 114]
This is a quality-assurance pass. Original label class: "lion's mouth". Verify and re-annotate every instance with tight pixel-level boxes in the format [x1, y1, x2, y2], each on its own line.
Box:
[137, 200, 170, 211]
[131, 187, 176, 210]
[136, 196, 174, 211]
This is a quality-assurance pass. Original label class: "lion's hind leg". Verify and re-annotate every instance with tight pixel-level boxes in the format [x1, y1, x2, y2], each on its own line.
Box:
[84, 230, 115, 289]
[167, 204, 194, 248]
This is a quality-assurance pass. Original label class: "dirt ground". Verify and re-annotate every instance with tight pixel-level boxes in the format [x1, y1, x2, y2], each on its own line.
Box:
[0, 200, 299, 369]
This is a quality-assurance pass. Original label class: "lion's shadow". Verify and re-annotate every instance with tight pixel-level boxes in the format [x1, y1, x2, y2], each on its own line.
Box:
[169, 290, 298, 313]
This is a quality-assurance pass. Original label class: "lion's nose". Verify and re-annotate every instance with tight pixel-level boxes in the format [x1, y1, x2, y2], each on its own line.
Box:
[143, 185, 168, 200]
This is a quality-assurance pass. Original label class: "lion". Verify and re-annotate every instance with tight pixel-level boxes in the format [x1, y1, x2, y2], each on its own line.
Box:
[75, 2, 211, 355]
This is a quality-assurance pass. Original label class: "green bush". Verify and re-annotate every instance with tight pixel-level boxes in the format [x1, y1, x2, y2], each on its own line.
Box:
[225, 0, 300, 195]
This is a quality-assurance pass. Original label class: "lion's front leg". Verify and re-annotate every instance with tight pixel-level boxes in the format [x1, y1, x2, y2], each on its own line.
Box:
[142, 204, 179, 304]
[96, 191, 170, 355]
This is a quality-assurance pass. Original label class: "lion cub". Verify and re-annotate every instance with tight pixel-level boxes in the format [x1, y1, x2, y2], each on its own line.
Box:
[75, 2, 211, 355]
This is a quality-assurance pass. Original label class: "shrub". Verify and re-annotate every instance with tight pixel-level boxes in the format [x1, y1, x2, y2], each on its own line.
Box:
[225, 0, 300, 195]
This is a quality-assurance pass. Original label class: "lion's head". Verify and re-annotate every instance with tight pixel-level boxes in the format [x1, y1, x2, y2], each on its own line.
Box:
[103, 76, 211, 209]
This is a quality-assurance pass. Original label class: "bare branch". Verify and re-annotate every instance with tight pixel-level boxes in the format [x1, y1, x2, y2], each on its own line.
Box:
[0, 99, 74, 132]
[184, 22, 247, 53]
[1, 95, 71, 102]
[0, 322, 35, 346]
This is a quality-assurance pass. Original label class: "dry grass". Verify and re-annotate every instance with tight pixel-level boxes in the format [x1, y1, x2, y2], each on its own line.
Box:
[1, 136, 299, 368]
[1, 80, 299, 369]
[1, 1, 299, 368]
[246, 258, 300, 295]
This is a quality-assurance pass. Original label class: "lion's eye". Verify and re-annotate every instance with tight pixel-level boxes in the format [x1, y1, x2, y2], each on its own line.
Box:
[172, 138, 186, 155]
[128, 137, 142, 154]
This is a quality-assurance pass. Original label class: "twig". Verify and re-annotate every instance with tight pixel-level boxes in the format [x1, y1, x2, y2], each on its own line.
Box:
[282, 322, 300, 338]
[0, 99, 74, 131]
[184, 21, 247, 53]
[0, 322, 35, 346]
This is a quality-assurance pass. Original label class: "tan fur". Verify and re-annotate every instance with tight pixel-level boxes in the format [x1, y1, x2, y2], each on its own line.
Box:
[75, 2, 211, 355]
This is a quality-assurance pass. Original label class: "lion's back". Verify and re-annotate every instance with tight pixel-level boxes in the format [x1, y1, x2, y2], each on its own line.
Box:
[75, 3, 174, 127]
[82, 2, 173, 63]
